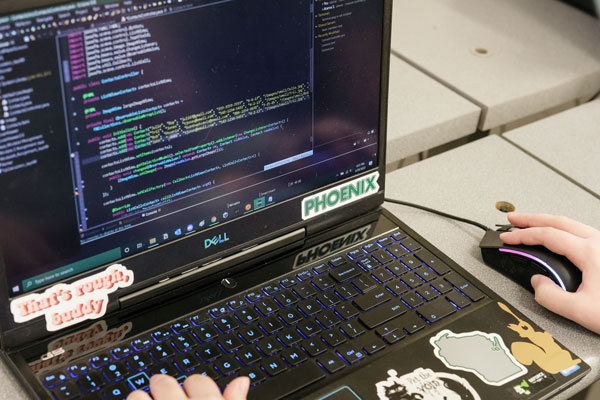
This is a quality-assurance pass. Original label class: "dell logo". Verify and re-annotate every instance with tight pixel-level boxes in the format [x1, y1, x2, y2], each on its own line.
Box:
[204, 233, 230, 249]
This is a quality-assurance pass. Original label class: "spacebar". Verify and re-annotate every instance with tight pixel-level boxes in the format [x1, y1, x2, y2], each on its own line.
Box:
[248, 361, 326, 400]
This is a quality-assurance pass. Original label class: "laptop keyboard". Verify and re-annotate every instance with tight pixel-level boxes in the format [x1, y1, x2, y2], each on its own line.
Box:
[38, 228, 486, 400]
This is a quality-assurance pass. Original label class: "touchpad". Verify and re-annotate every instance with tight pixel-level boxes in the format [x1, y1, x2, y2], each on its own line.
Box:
[319, 386, 363, 400]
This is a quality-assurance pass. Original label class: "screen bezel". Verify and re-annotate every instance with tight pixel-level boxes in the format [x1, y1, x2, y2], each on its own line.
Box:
[0, 0, 393, 348]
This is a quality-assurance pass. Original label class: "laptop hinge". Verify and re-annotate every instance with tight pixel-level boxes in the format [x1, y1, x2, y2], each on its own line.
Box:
[118, 228, 306, 308]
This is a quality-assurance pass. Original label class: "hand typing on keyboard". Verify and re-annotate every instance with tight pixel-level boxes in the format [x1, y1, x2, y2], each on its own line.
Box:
[127, 374, 249, 400]
[500, 213, 600, 334]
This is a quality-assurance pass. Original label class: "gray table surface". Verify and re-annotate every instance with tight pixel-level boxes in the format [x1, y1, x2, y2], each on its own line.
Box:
[391, 0, 600, 131]
[0, 356, 28, 399]
[386, 56, 480, 164]
[384, 134, 600, 399]
[504, 99, 600, 198]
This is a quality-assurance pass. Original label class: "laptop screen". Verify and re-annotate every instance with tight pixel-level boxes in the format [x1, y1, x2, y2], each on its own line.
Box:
[0, 0, 384, 298]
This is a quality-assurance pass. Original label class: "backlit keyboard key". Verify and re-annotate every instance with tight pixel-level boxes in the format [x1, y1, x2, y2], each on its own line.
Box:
[391, 231, 407, 241]
[312, 276, 335, 291]
[151, 329, 172, 343]
[174, 353, 201, 372]
[67, 362, 89, 378]
[371, 268, 394, 283]
[110, 345, 133, 360]
[79, 371, 105, 392]
[399, 238, 420, 252]
[387, 243, 409, 258]
[417, 297, 457, 323]
[209, 306, 228, 318]
[278, 328, 303, 347]
[312, 263, 329, 274]
[193, 325, 219, 342]
[336, 344, 365, 364]
[102, 382, 130, 400]
[415, 250, 451, 275]
[371, 249, 394, 265]
[102, 362, 127, 383]
[377, 237, 393, 247]
[446, 290, 471, 309]
[328, 255, 346, 268]
[329, 264, 361, 283]
[172, 333, 197, 352]
[171, 320, 192, 333]
[53, 381, 77, 400]
[235, 307, 260, 324]
[281, 347, 307, 365]
[127, 372, 151, 390]
[131, 335, 152, 351]
[353, 288, 391, 311]
[362, 242, 378, 253]
[358, 300, 407, 329]
[150, 343, 175, 361]
[127, 353, 152, 371]
[262, 357, 288, 376]
[41, 372, 67, 388]
[296, 270, 313, 281]
[347, 249, 364, 260]
[357, 257, 377, 271]
[90, 354, 111, 369]
[215, 356, 240, 376]
[317, 352, 346, 374]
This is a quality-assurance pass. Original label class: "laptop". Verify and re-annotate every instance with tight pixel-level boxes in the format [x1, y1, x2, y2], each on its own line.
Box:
[0, 0, 589, 399]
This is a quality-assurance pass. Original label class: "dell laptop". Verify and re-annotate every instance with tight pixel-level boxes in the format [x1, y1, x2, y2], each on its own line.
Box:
[0, 0, 589, 399]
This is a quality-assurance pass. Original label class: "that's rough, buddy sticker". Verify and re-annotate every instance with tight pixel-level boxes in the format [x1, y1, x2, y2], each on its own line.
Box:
[10, 264, 133, 332]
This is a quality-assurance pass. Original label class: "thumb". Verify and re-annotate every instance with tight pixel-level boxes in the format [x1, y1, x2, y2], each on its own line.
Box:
[531, 274, 577, 318]
[223, 376, 250, 400]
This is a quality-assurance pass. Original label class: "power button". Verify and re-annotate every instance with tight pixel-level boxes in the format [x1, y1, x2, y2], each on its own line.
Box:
[221, 277, 237, 289]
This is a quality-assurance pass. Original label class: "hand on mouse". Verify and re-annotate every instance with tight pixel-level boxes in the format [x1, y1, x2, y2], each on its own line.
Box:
[499, 213, 600, 334]
[126, 374, 249, 400]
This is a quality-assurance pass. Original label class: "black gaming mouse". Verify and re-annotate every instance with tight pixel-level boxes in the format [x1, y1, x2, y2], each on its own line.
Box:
[479, 225, 582, 292]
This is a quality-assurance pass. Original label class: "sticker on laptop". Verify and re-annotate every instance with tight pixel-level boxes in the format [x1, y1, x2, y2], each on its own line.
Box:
[498, 302, 582, 375]
[10, 264, 134, 332]
[301, 171, 379, 220]
[375, 367, 480, 400]
[510, 370, 556, 398]
[431, 329, 527, 386]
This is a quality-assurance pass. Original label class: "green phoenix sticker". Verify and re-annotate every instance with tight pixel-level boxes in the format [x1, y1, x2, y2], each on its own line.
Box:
[302, 172, 380, 220]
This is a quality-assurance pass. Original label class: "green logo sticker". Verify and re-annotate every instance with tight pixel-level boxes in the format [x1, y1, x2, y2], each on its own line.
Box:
[302, 172, 379, 220]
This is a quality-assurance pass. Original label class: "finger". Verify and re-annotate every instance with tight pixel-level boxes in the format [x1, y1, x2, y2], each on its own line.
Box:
[127, 390, 153, 400]
[507, 213, 598, 238]
[223, 376, 250, 400]
[148, 374, 188, 400]
[499, 227, 587, 269]
[183, 374, 223, 400]
[531, 275, 581, 317]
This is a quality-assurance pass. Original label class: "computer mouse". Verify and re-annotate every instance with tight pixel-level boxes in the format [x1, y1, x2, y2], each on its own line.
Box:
[479, 226, 582, 292]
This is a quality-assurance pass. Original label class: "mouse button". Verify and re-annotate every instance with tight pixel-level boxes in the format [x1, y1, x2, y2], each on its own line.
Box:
[527, 259, 549, 275]
[509, 254, 529, 269]
[498, 254, 534, 291]
[505, 254, 534, 278]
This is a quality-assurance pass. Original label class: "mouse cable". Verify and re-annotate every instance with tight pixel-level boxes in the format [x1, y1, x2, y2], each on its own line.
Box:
[383, 197, 492, 232]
